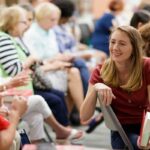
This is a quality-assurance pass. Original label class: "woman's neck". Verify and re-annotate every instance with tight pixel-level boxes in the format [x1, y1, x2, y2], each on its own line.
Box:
[115, 61, 131, 74]
[115, 62, 131, 85]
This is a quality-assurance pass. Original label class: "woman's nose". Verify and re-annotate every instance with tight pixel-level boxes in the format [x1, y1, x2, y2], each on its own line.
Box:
[113, 43, 119, 50]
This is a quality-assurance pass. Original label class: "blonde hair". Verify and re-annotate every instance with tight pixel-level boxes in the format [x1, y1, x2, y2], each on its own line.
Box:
[35, 2, 61, 22]
[0, 5, 26, 33]
[101, 26, 143, 91]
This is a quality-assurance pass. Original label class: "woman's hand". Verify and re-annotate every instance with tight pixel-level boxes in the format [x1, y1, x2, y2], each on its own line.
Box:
[0, 105, 9, 117]
[50, 60, 72, 70]
[55, 53, 74, 62]
[94, 83, 116, 106]
[10, 96, 28, 117]
[23, 55, 38, 69]
[6, 72, 30, 89]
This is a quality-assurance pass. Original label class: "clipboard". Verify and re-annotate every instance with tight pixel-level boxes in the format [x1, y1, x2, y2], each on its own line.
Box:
[97, 93, 134, 150]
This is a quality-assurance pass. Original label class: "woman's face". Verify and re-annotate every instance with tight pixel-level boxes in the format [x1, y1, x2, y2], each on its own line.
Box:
[109, 30, 133, 64]
[26, 11, 34, 30]
[12, 10, 28, 37]
[40, 11, 60, 30]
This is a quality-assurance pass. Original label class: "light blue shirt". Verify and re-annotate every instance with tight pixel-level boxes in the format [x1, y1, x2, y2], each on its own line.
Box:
[23, 22, 59, 60]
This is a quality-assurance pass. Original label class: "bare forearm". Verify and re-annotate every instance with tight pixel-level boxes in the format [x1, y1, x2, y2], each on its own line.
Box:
[0, 125, 17, 150]
[80, 84, 97, 122]
[40, 64, 58, 72]
[0, 114, 19, 150]
[0, 79, 19, 92]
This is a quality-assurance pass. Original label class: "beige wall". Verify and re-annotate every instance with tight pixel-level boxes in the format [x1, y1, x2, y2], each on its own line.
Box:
[0, 0, 5, 5]
[92, 0, 111, 19]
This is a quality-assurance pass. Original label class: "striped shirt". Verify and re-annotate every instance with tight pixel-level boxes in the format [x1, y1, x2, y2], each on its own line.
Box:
[0, 35, 22, 76]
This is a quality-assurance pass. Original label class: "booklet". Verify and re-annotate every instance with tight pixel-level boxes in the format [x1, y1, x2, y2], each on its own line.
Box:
[140, 111, 150, 147]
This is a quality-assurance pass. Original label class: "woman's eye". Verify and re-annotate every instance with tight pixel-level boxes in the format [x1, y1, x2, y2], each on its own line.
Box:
[110, 41, 115, 44]
[120, 43, 125, 46]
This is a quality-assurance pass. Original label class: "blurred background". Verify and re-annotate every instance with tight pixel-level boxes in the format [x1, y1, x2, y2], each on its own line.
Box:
[1, 0, 149, 19]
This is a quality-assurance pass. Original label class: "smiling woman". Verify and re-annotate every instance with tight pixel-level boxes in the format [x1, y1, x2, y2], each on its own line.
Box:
[80, 26, 150, 150]
[101, 26, 143, 91]
[109, 30, 133, 63]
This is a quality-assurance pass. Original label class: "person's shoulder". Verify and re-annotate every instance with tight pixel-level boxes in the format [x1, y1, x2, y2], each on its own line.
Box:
[24, 24, 39, 40]
[92, 63, 103, 75]
[98, 12, 114, 25]
[142, 57, 150, 71]
[95, 63, 102, 70]
[25, 23, 38, 35]
[0, 32, 14, 46]
[103, 12, 114, 18]
[0, 31, 12, 39]
[53, 25, 62, 33]
[143, 57, 150, 64]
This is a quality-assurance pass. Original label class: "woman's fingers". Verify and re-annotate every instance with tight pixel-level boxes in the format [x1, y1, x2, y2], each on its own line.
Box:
[106, 89, 112, 105]
[95, 83, 115, 106]
[98, 89, 115, 106]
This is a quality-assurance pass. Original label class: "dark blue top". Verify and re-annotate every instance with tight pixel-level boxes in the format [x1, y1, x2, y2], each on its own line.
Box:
[91, 13, 115, 55]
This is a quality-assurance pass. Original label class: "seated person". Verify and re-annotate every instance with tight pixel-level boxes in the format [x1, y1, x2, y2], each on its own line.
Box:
[0, 90, 27, 150]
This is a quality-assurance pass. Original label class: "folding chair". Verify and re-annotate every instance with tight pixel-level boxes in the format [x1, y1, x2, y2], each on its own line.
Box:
[44, 124, 53, 143]
[97, 93, 134, 150]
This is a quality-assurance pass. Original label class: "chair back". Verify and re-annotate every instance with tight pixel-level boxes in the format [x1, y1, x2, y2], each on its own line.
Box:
[97, 93, 134, 150]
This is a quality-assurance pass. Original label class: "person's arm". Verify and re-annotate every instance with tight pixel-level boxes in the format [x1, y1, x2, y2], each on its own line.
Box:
[0, 72, 30, 92]
[0, 110, 20, 150]
[0, 36, 22, 77]
[47, 53, 74, 63]
[0, 97, 27, 150]
[80, 82, 116, 123]
[80, 83, 97, 123]
[40, 60, 72, 72]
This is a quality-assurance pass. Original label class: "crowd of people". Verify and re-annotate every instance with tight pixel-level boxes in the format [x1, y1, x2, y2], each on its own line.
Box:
[0, 0, 150, 150]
